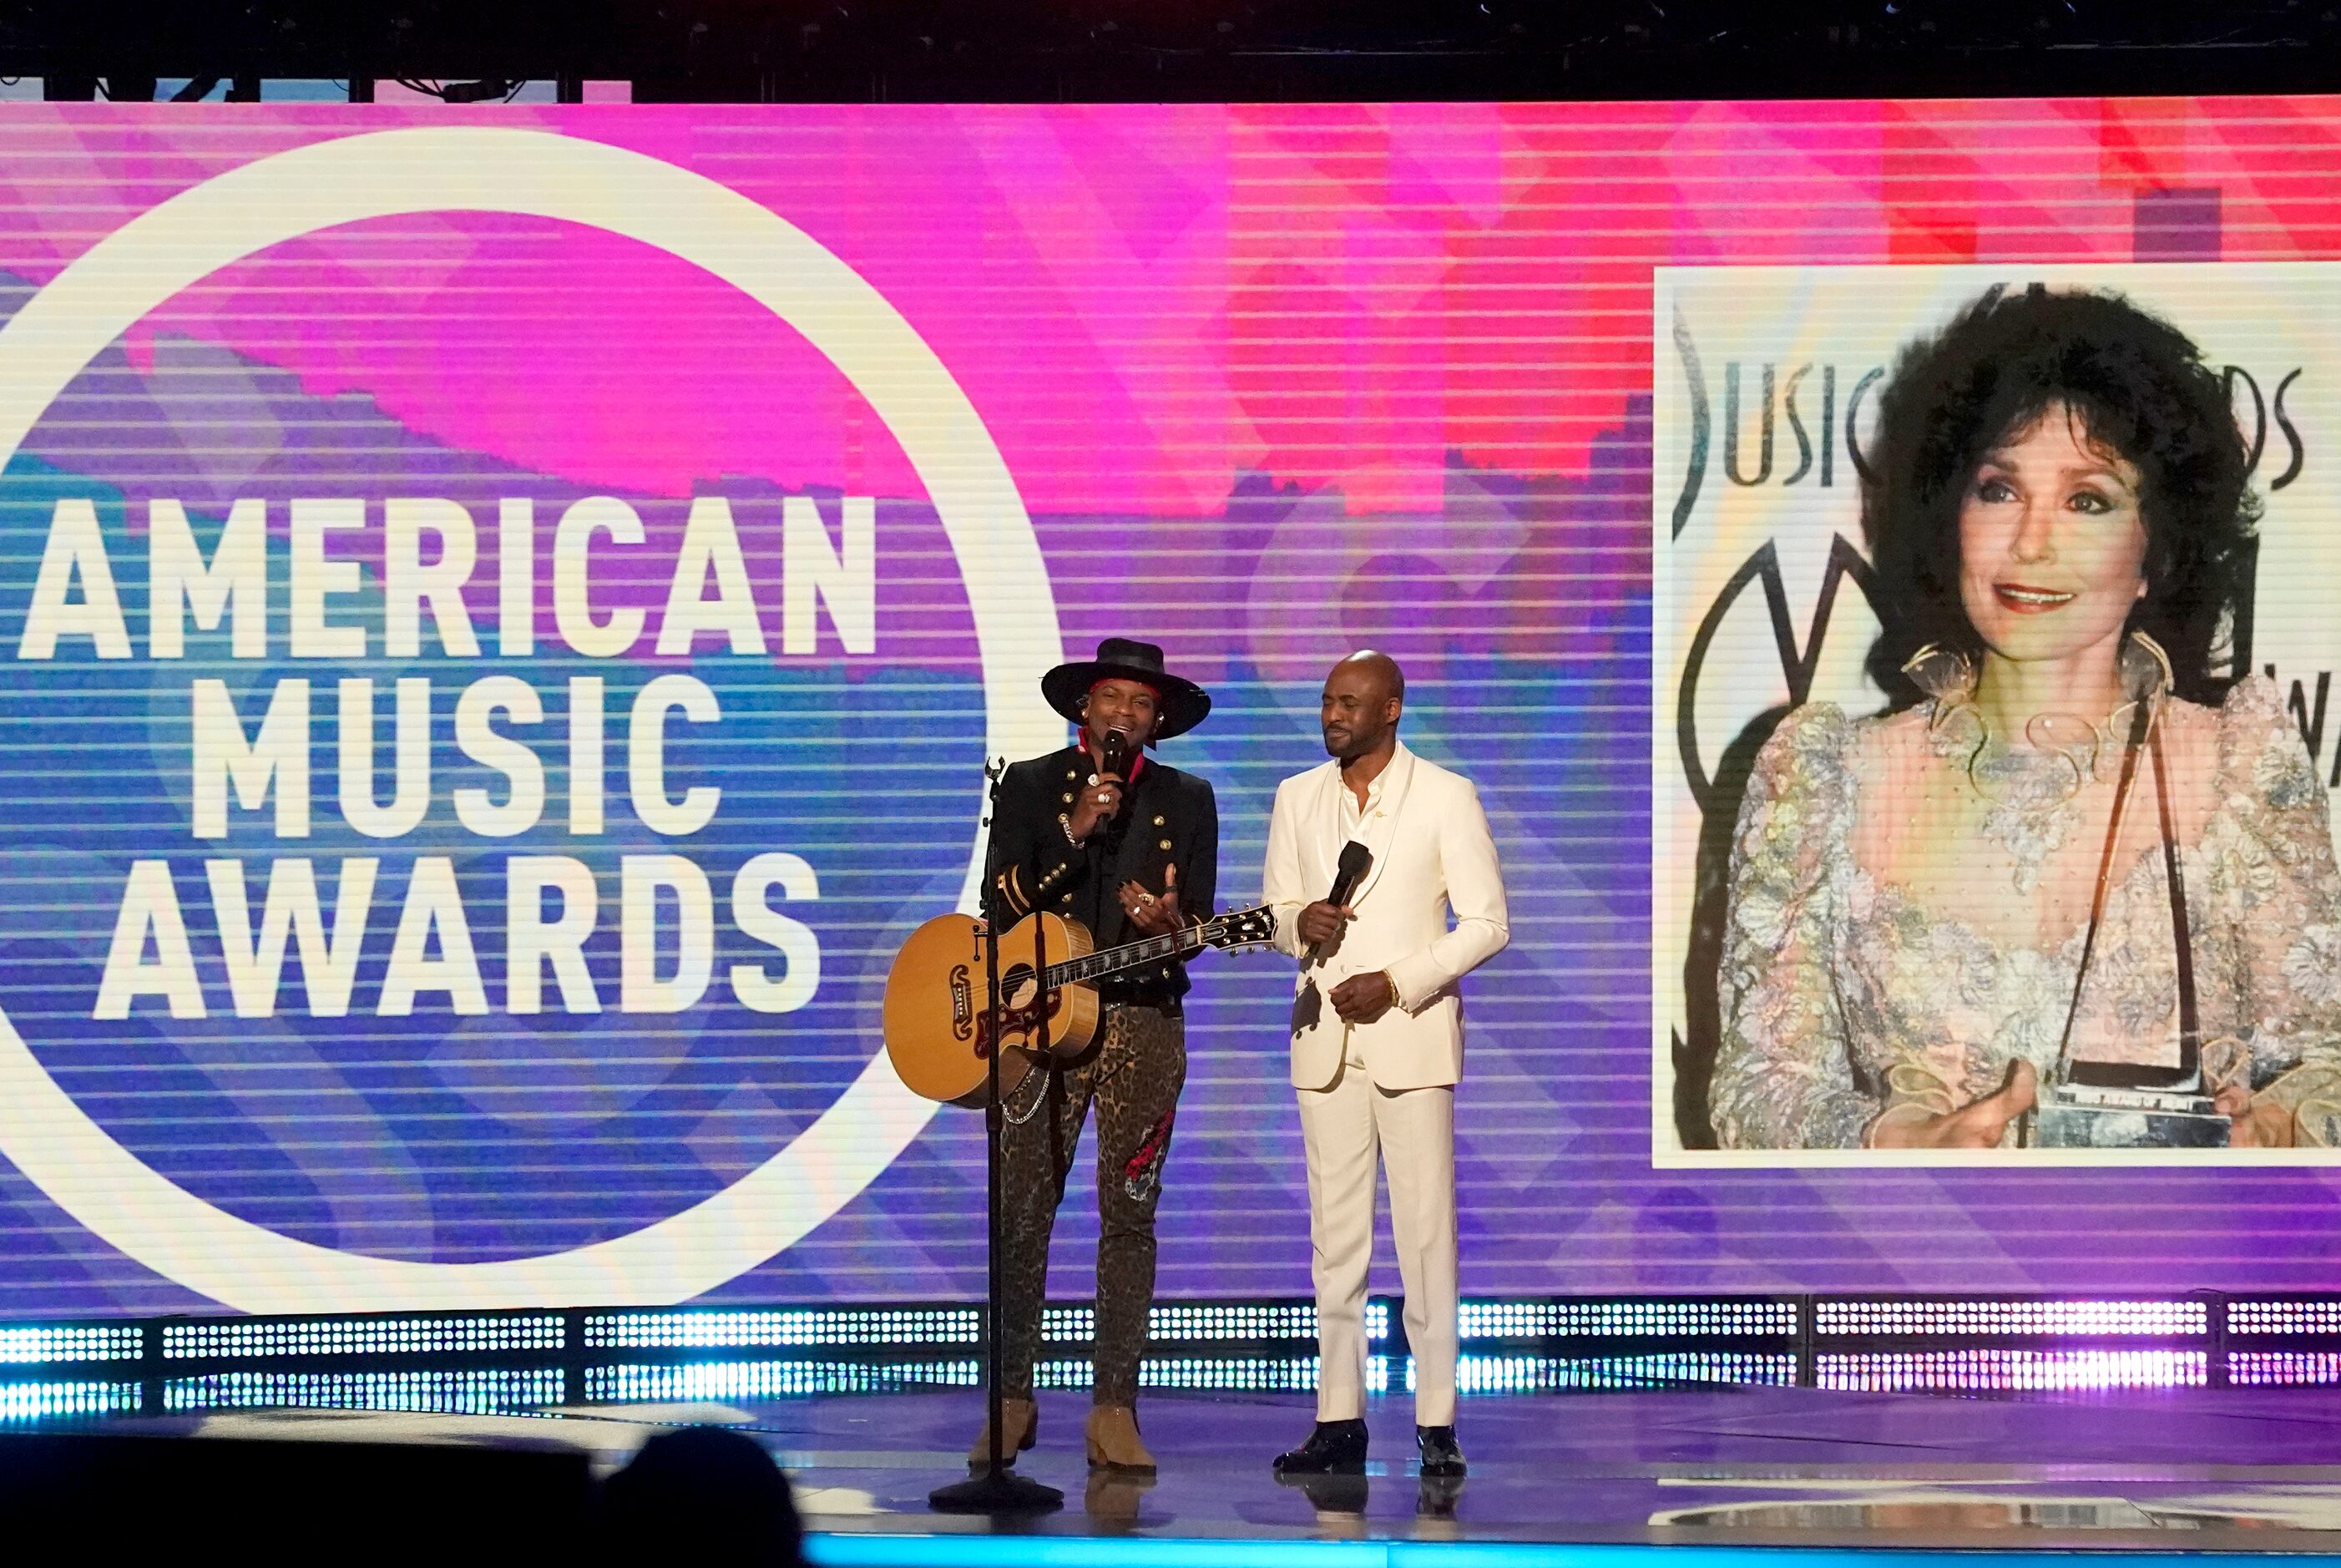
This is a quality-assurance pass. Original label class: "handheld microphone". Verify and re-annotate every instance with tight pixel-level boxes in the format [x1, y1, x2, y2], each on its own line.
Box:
[1100, 728, 1132, 782]
[1327, 840, 1371, 908]
[1308, 841, 1373, 964]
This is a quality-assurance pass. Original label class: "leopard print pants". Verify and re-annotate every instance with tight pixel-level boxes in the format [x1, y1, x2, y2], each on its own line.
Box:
[996, 999, 1186, 1408]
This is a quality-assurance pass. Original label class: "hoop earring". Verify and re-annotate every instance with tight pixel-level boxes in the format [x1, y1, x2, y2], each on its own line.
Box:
[1900, 641, 1979, 740]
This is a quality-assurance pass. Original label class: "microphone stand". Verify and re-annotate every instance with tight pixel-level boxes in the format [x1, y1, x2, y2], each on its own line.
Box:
[931, 760, 1063, 1515]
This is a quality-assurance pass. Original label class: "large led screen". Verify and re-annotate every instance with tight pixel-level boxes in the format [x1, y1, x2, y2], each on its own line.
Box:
[1658, 259, 2341, 1174]
[2, 99, 2337, 1320]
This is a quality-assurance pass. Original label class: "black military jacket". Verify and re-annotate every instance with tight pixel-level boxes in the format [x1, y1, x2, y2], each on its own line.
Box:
[983, 744, 1220, 1003]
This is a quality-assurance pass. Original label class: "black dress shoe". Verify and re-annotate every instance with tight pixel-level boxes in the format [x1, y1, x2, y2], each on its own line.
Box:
[1272, 1418, 1368, 1474]
[1279, 1470, 1370, 1514]
[1417, 1424, 1466, 1478]
[1418, 1471, 1466, 1519]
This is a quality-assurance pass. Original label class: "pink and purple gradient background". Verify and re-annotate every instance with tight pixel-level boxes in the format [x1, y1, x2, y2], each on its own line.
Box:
[0, 99, 2333, 1316]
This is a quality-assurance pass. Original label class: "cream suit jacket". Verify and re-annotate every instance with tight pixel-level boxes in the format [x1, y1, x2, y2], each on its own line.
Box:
[1263, 741, 1509, 1091]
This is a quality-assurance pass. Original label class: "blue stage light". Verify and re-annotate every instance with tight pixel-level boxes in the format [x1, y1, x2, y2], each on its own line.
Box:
[0, 1325, 140, 1363]
[1145, 1303, 1321, 1343]
[218, 1368, 553, 1413]
[11, 1292, 2338, 1397]
[162, 1315, 564, 1360]
[1034, 1356, 1330, 1393]
[0, 1379, 140, 1419]
[162, 1368, 565, 1414]
[801, 1535, 2259, 1567]
[1045, 1303, 1361, 1345]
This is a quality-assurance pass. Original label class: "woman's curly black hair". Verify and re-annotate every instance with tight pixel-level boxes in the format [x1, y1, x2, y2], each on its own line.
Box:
[1862, 284, 2258, 707]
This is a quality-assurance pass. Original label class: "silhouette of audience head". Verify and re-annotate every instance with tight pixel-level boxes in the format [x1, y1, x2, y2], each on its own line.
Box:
[599, 1424, 803, 1566]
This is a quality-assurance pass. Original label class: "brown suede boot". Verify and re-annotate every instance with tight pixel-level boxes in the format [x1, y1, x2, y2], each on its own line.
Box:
[1085, 1404, 1155, 1473]
[965, 1398, 1038, 1468]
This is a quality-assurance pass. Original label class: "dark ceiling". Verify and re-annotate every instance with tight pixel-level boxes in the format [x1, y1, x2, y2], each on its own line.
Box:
[3, 0, 2335, 102]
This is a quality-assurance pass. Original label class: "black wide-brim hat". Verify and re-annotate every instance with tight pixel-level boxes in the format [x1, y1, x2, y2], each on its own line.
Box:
[1041, 637, 1212, 743]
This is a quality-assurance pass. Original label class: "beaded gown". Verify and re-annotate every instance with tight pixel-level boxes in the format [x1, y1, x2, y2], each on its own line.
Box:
[1712, 675, 2341, 1149]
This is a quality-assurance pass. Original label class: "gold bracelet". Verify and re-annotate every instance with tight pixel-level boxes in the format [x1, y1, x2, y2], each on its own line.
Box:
[1382, 972, 1401, 1010]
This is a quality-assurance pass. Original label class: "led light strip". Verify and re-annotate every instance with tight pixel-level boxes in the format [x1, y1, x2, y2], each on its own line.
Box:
[1815, 1348, 2208, 1392]
[0, 1379, 141, 1419]
[2230, 1350, 2341, 1385]
[1814, 1298, 2207, 1338]
[161, 1368, 565, 1414]
[1458, 1301, 1796, 1339]
[585, 1359, 982, 1403]
[8, 1293, 2334, 1377]
[163, 1315, 564, 1360]
[585, 1308, 980, 1350]
[0, 1324, 140, 1363]
[2227, 1300, 2341, 1337]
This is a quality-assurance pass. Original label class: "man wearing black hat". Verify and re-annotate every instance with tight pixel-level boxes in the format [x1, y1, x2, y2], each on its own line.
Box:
[973, 638, 1219, 1475]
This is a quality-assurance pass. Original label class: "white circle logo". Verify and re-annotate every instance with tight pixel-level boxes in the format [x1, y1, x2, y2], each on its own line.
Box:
[0, 127, 1063, 1310]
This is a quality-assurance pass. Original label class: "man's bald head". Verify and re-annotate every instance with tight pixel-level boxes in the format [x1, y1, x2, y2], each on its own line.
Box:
[1320, 650, 1406, 764]
[1333, 650, 1403, 703]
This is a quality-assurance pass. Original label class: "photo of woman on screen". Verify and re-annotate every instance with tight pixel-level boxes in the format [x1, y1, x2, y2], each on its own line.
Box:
[1711, 284, 2341, 1151]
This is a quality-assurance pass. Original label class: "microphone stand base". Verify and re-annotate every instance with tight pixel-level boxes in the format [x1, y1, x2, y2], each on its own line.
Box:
[932, 758, 1063, 1521]
[929, 1468, 1064, 1514]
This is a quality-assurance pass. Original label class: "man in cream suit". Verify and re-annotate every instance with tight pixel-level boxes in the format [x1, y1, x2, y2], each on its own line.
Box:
[1262, 650, 1508, 1480]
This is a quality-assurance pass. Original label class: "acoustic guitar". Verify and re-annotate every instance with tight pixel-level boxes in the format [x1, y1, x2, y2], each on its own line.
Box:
[883, 904, 1276, 1105]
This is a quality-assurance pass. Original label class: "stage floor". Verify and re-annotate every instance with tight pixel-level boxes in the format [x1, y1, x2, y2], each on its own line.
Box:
[770, 1381, 2341, 1556]
[25, 1379, 2341, 1563]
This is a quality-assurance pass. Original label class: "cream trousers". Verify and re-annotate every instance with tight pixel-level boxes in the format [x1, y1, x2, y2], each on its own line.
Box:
[1297, 1049, 1459, 1427]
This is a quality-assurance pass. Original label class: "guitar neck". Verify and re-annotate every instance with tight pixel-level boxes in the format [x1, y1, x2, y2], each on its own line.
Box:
[1042, 923, 1212, 990]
